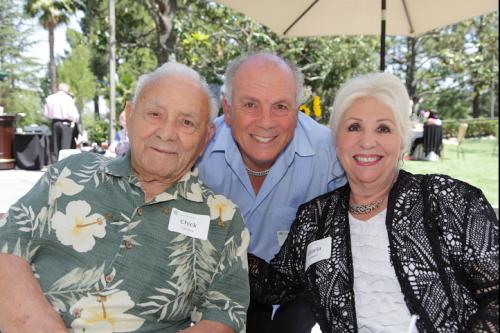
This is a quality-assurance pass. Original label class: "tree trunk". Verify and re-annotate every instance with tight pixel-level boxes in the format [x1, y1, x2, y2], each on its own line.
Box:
[405, 37, 418, 117]
[405, 37, 417, 99]
[472, 81, 481, 118]
[94, 95, 100, 119]
[48, 24, 57, 93]
[145, 0, 178, 64]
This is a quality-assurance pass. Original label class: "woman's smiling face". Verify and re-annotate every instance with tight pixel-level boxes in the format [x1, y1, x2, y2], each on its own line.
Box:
[336, 97, 403, 189]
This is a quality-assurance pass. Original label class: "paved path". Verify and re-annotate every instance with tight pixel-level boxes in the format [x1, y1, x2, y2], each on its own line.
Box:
[0, 168, 44, 213]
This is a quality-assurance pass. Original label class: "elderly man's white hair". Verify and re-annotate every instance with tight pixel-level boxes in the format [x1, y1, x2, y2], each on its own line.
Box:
[223, 51, 304, 107]
[58, 83, 70, 93]
[131, 62, 218, 121]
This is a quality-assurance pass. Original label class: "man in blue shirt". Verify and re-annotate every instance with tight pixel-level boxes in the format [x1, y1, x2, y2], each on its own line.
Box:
[197, 52, 345, 333]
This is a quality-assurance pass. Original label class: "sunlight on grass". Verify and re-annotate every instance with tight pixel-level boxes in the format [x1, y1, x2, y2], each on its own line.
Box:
[402, 138, 499, 207]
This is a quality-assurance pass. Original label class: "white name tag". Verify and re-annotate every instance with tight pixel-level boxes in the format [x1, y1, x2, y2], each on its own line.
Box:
[305, 237, 332, 271]
[168, 208, 210, 240]
[277, 230, 289, 247]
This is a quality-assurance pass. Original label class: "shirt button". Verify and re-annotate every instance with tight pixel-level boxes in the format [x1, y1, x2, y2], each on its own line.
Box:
[124, 239, 134, 249]
[137, 207, 143, 216]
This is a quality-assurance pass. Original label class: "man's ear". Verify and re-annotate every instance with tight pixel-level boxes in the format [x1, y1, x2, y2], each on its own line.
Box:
[200, 122, 216, 157]
[124, 101, 133, 131]
[222, 96, 232, 127]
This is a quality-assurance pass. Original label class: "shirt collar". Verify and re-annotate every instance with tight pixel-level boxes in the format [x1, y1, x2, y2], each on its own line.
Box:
[103, 150, 204, 203]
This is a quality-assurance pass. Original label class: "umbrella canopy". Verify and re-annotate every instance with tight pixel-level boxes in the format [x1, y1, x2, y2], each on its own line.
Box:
[212, 0, 498, 70]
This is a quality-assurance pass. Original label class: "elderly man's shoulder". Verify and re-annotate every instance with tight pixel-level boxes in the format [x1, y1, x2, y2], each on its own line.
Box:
[52, 152, 112, 171]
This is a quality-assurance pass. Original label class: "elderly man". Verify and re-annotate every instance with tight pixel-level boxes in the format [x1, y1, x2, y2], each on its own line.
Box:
[44, 83, 80, 160]
[197, 52, 345, 333]
[0, 63, 249, 333]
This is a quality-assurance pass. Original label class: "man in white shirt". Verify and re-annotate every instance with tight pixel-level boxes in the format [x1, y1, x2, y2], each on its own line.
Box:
[43, 83, 80, 160]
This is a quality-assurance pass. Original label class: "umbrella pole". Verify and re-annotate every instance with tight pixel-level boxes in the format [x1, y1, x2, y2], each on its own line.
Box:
[380, 0, 386, 71]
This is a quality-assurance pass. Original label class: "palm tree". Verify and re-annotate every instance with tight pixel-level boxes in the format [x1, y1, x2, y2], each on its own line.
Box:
[25, 0, 79, 93]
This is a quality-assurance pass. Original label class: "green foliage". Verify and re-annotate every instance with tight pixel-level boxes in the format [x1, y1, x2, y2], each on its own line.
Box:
[0, 0, 42, 90]
[58, 29, 97, 111]
[442, 119, 498, 138]
[402, 13, 499, 119]
[25, 0, 81, 92]
[84, 114, 108, 144]
[75, 0, 497, 135]
[24, 0, 79, 29]
[116, 47, 157, 107]
[174, 0, 379, 113]
[0, 83, 46, 128]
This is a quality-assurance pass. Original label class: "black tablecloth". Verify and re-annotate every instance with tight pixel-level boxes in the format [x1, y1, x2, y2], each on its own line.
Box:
[423, 124, 443, 156]
[13, 133, 54, 170]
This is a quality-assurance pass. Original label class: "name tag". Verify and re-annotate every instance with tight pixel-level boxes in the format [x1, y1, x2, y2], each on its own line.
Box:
[168, 208, 210, 240]
[305, 237, 332, 271]
[277, 230, 289, 247]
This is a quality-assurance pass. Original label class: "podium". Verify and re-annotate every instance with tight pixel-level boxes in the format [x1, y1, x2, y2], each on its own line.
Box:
[0, 115, 16, 170]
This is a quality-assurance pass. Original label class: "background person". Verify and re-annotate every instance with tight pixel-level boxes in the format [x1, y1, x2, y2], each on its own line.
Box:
[108, 111, 130, 156]
[0, 62, 249, 333]
[248, 72, 499, 332]
[197, 52, 345, 333]
[43, 82, 80, 160]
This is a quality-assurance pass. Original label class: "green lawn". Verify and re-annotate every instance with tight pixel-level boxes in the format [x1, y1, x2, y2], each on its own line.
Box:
[402, 138, 499, 207]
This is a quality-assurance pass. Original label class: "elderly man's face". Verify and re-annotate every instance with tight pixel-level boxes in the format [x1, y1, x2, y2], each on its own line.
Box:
[126, 75, 214, 183]
[223, 58, 298, 172]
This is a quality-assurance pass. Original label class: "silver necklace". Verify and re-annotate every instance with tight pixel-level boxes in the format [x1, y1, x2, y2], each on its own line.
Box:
[349, 198, 383, 215]
[245, 166, 270, 177]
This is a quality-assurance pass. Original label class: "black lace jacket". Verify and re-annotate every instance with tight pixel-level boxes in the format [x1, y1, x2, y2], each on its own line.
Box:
[249, 170, 499, 332]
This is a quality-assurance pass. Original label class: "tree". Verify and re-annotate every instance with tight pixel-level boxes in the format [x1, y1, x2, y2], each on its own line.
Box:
[58, 29, 97, 111]
[25, 0, 80, 93]
[143, 0, 177, 63]
[389, 12, 498, 120]
[0, 0, 45, 128]
[0, 0, 41, 90]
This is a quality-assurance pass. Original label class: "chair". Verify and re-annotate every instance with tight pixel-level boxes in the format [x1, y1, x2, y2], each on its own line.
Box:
[456, 123, 468, 159]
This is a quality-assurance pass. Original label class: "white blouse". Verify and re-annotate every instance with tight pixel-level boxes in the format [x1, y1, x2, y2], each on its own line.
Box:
[349, 209, 418, 333]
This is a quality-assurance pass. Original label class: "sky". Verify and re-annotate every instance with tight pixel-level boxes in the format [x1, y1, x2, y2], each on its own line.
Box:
[23, 14, 109, 115]
[24, 14, 81, 65]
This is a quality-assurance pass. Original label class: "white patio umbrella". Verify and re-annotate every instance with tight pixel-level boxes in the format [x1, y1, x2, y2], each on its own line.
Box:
[212, 0, 498, 70]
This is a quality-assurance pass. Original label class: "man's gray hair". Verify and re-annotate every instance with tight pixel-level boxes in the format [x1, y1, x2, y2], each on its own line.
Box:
[132, 62, 218, 121]
[58, 83, 70, 93]
[328, 72, 412, 154]
[223, 51, 304, 106]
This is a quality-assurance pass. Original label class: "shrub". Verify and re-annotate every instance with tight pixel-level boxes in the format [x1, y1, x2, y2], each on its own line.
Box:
[442, 118, 498, 138]
[86, 117, 109, 145]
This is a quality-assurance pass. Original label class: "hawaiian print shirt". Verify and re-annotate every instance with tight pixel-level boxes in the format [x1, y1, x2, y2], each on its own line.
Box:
[0, 152, 250, 333]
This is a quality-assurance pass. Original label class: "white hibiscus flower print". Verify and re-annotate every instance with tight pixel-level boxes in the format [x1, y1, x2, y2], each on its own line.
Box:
[48, 167, 84, 202]
[190, 306, 203, 323]
[70, 291, 145, 333]
[52, 200, 106, 252]
[237, 228, 250, 271]
[155, 191, 177, 202]
[186, 182, 203, 202]
[207, 195, 237, 227]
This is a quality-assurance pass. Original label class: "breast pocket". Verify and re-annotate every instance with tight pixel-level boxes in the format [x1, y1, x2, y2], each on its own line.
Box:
[268, 206, 299, 251]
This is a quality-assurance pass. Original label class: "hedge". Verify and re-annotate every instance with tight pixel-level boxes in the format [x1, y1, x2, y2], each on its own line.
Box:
[442, 118, 498, 138]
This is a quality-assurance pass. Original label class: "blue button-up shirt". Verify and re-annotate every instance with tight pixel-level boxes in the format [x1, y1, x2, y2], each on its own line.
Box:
[197, 112, 345, 262]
